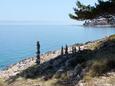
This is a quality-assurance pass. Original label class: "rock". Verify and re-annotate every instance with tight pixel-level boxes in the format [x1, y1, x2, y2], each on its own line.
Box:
[53, 68, 64, 78]
[67, 70, 74, 78]
[73, 64, 82, 76]
[78, 83, 84, 86]
[83, 15, 115, 26]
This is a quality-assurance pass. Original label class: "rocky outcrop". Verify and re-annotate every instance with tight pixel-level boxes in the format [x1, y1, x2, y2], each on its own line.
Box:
[83, 15, 115, 26]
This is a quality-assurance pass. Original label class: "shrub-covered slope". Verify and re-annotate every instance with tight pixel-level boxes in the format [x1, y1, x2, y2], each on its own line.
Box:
[5, 34, 115, 86]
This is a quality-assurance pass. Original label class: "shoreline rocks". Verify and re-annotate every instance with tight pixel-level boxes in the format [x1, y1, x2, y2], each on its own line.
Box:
[0, 37, 106, 80]
[83, 15, 115, 26]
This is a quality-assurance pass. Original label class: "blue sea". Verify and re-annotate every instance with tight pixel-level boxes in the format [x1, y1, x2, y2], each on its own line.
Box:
[0, 25, 115, 69]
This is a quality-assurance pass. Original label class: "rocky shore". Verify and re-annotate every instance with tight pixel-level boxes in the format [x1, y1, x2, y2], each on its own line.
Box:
[0, 38, 105, 80]
[83, 15, 115, 26]
[1, 35, 115, 86]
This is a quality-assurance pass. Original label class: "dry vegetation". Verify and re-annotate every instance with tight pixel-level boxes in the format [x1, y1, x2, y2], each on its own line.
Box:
[0, 78, 6, 86]
[2, 34, 115, 86]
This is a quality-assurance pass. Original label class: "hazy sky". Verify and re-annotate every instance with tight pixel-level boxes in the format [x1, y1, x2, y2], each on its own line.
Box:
[0, 0, 97, 24]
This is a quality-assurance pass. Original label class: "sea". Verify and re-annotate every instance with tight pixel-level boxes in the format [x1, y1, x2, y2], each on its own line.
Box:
[0, 25, 115, 69]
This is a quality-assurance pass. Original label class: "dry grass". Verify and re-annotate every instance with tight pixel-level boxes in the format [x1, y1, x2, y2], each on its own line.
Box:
[8, 77, 60, 86]
[6, 34, 115, 86]
[89, 59, 108, 76]
[0, 78, 6, 86]
[108, 34, 115, 41]
[108, 77, 115, 85]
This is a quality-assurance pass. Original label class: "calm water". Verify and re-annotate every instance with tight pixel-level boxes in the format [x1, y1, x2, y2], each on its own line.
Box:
[0, 25, 115, 69]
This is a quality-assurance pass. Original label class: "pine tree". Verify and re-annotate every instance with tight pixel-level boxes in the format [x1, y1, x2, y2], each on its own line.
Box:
[65, 45, 68, 54]
[69, 0, 115, 20]
[61, 46, 64, 55]
[36, 41, 40, 64]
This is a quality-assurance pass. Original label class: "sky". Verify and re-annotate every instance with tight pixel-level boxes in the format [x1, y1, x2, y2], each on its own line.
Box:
[0, 0, 97, 25]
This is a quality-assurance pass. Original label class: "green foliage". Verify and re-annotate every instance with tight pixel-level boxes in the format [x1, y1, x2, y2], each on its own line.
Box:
[65, 45, 68, 54]
[70, 0, 115, 20]
[36, 41, 40, 64]
[61, 46, 64, 55]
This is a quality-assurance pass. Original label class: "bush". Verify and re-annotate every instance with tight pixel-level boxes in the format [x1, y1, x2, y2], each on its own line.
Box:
[108, 34, 115, 42]
[88, 57, 115, 77]
[90, 60, 107, 76]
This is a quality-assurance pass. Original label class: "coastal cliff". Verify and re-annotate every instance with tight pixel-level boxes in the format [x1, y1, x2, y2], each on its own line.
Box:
[0, 34, 115, 86]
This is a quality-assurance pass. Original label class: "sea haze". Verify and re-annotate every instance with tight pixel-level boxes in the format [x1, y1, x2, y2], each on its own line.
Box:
[0, 25, 115, 69]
